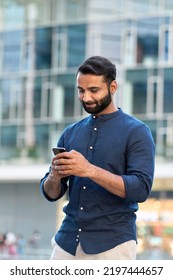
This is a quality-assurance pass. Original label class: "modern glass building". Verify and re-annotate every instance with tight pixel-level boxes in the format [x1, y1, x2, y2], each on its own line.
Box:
[0, 0, 173, 259]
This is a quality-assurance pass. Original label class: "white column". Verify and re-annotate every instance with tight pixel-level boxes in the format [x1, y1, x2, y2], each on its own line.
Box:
[52, 85, 64, 122]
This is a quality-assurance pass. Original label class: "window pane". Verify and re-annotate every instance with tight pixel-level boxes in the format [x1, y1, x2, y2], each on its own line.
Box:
[35, 28, 52, 70]
[53, 0, 86, 22]
[3, 2, 25, 27]
[33, 77, 41, 118]
[55, 74, 75, 118]
[142, 120, 157, 143]
[87, 21, 122, 63]
[67, 24, 86, 68]
[35, 124, 49, 146]
[126, 69, 147, 82]
[136, 18, 159, 65]
[164, 81, 173, 113]
[133, 83, 147, 114]
[1, 79, 10, 119]
[53, 26, 67, 69]
[1, 78, 25, 120]
[1, 126, 16, 146]
[0, 35, 3, 72]
[64, 86, 74, 117]
[3, 31, 23, 72]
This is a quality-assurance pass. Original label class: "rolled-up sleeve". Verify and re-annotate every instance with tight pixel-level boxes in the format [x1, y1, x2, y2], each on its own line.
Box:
[39, 167, 69, 202]
[122, 125, 155, 203]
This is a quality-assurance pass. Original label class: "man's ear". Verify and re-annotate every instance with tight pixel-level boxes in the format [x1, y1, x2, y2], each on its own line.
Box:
[110, 80, 117, 94]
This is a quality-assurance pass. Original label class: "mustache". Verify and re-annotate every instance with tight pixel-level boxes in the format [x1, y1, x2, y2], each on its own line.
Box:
[82, 101, 96, 105]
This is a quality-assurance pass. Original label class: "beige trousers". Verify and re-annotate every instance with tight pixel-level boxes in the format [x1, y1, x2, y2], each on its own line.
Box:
[50, 238, 136, 260]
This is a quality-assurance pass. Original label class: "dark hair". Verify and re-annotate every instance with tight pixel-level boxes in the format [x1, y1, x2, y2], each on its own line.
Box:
[76, 56, 116, 85]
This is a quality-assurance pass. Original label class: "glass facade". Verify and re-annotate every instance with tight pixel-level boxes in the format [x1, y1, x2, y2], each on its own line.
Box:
[0, 1, 173, 161]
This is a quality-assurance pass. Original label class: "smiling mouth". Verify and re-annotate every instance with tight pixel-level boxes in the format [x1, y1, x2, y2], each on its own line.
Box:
[84, 103, 96, 107]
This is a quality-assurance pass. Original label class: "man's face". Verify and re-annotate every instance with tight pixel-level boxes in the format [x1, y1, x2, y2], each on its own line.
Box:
[77, 73, 115, 115]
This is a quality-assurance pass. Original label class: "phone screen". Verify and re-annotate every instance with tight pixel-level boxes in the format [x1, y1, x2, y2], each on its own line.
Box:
[52, 147, 66, 155]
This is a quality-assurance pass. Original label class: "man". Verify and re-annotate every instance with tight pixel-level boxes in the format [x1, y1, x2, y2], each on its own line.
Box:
[40, 56, 155, 260]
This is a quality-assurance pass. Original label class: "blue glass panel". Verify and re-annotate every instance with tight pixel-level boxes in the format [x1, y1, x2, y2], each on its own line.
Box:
[1, 79, 11, 119]
[3, 30, 23, 72]
[67, 24, 86, 68]
[135, 18, 160, 64]
[35, 28, 52, 70]
[133, 83, 147, 114]
[33, 76, 42, 118]
[35, 124, 49, 146]
[164, 81, 173, 113]
[64, 86, 75, 117]
[1, 78, 24, 120]
[1, 126, 17, 145]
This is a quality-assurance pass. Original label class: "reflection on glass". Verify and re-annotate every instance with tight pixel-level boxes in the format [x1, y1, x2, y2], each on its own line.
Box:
[3, 31, 23, 72]
[35, 28, 52, 70]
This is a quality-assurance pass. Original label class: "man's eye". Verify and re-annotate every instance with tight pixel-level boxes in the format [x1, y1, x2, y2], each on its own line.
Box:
[91, 88, 99, 93]
[78, 89, 84, 93]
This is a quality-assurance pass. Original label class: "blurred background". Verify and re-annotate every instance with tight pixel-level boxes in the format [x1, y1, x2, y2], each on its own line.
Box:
[0, 0, 173, 260]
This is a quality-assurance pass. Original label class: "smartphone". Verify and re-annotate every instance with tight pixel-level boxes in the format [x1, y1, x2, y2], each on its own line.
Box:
[52, 147, 66, 155]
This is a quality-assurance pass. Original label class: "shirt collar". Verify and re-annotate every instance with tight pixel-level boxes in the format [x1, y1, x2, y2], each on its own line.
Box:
[91, 108, 122, 121]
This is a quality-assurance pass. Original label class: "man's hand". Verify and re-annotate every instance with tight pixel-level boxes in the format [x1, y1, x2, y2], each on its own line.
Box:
[52, 149, 125, 198]
[52, 150, 93, 177]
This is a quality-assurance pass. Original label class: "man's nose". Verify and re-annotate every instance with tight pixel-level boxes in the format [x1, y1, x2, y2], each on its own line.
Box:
[82, 91, 92, 102]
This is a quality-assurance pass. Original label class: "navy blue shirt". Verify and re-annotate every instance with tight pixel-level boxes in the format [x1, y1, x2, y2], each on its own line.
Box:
[40, 108, 155, 255]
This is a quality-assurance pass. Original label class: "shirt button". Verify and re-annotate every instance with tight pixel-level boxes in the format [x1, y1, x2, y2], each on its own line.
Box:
[94, 127, 97, 131]
[76, 238, 79, 241]
[93, 115, 96, 119]
[80, 207, 84, 210]
[90, 146, 93, 150]
[79, 229, 82, 232]
[83, 186, 86, 189]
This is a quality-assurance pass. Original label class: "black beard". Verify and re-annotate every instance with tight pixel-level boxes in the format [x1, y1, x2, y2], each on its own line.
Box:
[82, 90, 112, 114]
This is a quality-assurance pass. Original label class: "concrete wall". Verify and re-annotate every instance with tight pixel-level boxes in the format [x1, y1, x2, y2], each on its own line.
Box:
[0, 181, 57, 249]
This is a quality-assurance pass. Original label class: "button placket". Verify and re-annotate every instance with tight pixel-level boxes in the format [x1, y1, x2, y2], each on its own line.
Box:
[77, 117, 98, 242]
[76, 229, 82, 242]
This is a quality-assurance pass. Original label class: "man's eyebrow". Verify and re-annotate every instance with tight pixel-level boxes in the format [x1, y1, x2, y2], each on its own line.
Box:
[77, 86, 100, 89]
[88, 86, 100, 90]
